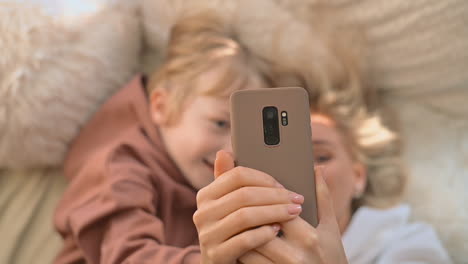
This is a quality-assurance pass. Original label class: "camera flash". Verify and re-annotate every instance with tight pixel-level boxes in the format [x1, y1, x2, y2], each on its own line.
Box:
[281, 111, 288, 126]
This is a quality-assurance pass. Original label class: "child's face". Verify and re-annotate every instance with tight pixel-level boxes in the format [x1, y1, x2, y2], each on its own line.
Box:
[150, 64, 264, 190]
[154, 94, 233, 190]
[310, 114, 367, 232]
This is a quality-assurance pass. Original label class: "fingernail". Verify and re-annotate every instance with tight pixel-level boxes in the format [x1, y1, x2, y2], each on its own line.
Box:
[276, 182, 285, 188]
[288, 204, 302, 215]
[272, 224, 281, 232]
[289, 192, 304, 204]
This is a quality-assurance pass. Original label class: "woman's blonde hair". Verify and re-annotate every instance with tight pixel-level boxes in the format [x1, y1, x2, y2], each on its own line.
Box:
[265, 11, 407, 211]
[147, 11, 272, 124]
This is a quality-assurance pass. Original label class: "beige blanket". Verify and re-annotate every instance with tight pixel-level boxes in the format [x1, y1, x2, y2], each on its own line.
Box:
[0, 169, 66, 264]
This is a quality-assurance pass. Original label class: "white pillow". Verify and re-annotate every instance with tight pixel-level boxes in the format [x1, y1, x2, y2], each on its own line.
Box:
[0, 3, 142, 168]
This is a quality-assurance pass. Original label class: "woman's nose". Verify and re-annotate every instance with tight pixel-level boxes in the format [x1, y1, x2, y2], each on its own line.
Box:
[222, 137, 233, 153]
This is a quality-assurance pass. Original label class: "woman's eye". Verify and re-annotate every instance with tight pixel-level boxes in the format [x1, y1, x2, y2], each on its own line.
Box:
[314, 154, 332, 164]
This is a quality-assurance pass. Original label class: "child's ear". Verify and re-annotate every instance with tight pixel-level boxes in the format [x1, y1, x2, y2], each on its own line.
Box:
[150, 89, 169, 126]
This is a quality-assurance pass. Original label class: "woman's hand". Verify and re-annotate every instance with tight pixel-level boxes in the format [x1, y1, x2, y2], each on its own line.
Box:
[239, 167, 349, 264]
[193, 150, 305, 264]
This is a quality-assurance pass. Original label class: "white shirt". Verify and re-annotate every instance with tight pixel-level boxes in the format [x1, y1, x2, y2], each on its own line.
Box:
[342, 204, 452, 264]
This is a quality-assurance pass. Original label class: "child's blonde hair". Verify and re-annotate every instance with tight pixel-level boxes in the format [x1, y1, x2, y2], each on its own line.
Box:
[147, 11, 272, 124]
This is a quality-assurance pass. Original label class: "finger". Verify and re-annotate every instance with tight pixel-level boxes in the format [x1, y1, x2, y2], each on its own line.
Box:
[257, 236, 323, 263]
[239, 250, 274, 264]
[314, 166, 336, 223]
[255, 237, 312, 263]
[197, 166, 283, 204]
[279, 166, 336, 241]
[202, 204, 302, 244]
[280, 217, 316, 244]
[212, 224, 280, 262]
[197, 186, 303, 222]
[214, 150, 235, 179]
[278, 218, 329, 262]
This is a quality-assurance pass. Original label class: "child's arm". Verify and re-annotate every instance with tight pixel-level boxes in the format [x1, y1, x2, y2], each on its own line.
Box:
[55, 152, 201, 264]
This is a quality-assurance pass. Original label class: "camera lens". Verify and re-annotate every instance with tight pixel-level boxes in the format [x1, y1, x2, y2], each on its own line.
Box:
[266, 136, 279, 145]
[263, 106, 280, 146]
[266, 111, 274, 119]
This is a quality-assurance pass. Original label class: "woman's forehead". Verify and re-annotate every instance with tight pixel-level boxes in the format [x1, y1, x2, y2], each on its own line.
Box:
[311, 113, 335, 127]
[310, 114, 341, 144]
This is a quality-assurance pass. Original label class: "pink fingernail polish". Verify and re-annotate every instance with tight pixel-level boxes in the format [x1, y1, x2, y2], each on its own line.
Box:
[290, 192, 304, 204]
[272, 224, 281, 232]
[288, 204, 302, 215]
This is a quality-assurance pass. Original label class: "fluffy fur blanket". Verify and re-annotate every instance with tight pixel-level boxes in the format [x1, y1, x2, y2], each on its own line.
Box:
[0, 3, 141, 168]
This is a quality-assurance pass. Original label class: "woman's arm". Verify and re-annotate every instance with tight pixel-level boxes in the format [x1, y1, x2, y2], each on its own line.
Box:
[240, 167, 349, 264]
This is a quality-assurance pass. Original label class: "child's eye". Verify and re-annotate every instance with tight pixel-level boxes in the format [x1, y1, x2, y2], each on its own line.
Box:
[213, 119, 230, 129]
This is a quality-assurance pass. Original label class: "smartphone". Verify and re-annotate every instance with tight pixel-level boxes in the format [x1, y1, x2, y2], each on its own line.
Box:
[230, 87, 318, 227]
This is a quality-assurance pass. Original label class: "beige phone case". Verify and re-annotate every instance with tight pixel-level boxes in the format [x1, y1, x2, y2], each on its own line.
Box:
[230, 87, 318, 227]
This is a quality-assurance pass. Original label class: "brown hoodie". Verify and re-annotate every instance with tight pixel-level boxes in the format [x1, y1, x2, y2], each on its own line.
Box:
[54, 76, 201, 264]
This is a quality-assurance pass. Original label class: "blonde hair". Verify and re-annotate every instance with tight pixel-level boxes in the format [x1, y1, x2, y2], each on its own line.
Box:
[265, 12, 407, 211]
[147, 11, 272, 124]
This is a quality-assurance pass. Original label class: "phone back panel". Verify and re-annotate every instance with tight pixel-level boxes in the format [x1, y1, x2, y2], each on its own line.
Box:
[230, 87, 318, 227]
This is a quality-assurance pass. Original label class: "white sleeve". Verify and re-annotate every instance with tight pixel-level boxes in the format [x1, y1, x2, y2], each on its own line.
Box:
[376, 223, 452, 264]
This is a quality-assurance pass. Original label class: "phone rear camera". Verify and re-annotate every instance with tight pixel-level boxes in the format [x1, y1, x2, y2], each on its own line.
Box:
[266, 111, 275, 119]
[262, 106, 280, 146]
[265, 136, 280, 145]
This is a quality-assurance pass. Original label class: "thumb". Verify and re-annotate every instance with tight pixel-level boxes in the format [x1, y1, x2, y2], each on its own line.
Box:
[214, 150, 235, 179]
[315, 166, 337, 224]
